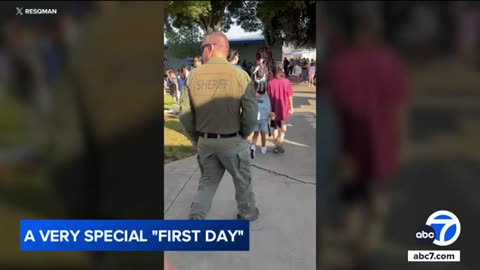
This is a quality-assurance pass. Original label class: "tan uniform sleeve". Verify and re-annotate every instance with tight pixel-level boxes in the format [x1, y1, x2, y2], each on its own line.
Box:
[179, 73, 198, 142]
[240, 72, 258, 138]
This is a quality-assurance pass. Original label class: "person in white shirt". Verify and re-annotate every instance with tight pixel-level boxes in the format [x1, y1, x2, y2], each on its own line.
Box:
[293, 63, 302, 84]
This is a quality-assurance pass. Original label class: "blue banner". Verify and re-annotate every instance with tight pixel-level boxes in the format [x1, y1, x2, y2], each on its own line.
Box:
[20, 220, 249, 251]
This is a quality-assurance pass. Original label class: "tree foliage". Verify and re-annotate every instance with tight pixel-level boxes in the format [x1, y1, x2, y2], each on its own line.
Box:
[166, 1, 239, 33]
[224, 1, 263, 32]
[256, 1, 316, 48]
[165, 23, 203, 59]
[165, 1, 315, 49]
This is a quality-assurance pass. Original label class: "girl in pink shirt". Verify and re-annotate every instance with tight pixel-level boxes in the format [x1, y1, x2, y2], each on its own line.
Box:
[267, 66, 294, 153]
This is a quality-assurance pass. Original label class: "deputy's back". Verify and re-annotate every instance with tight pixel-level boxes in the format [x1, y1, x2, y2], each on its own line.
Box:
[186, 59, 250, 135]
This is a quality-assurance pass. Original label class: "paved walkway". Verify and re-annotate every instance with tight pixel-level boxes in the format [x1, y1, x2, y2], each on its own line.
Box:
[164, 84, 317, 270]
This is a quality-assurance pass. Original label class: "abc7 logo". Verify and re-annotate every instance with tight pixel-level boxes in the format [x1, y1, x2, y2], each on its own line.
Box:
[416, 225, 436, 244]
[416, 210, 461, 246]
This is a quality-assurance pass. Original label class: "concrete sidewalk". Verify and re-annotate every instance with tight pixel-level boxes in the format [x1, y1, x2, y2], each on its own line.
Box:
[164, 85, 316, 270]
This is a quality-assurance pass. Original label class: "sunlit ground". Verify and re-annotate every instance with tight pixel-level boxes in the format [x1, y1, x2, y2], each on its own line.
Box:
[164, 94, 197, 164]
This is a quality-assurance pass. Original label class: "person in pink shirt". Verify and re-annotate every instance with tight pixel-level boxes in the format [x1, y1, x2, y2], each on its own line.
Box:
[267, 66, 294, 153]
[327, 14, 408, 266]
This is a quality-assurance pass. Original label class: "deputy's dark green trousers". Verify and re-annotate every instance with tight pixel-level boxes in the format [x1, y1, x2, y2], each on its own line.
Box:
[190, 136, 257, 220]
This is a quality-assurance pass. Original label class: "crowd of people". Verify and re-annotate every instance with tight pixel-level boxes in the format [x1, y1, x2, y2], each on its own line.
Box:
[164, 57, 201, 105]
[283, 57, 316, 86]
[238, 57, 316, 87]
[164, 54, 317, 105]
[165, 51, 311, 156]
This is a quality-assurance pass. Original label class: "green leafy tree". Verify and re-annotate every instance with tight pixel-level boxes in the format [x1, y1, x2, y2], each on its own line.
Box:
[255, 1, 316, 48]
[166, 1, 242, 33]
[165, 1, 315, 49]
[165, 23, 203, 59]
[224, 1, 263, 32]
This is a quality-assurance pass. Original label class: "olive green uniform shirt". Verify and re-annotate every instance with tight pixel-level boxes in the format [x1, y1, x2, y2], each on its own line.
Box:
[179, 57, 258, 141]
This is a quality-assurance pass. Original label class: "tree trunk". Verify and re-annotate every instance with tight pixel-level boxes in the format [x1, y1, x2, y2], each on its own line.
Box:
[205, 1, 230, 33]
[199, 17, 209, 34]
[213, 1, 229, 31]
[213, 20, 223, 31]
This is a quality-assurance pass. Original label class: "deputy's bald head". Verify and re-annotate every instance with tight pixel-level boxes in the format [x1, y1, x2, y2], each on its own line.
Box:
[202, 31, 230, 59]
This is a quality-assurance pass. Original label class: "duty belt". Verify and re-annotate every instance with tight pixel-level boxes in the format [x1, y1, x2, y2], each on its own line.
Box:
[197, 131, 240, 139]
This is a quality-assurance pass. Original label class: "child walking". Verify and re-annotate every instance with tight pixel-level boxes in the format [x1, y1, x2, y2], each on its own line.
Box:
[253, 58, 268, 92]
[250, 87, 272, 158]
[167, 71, 180, 104]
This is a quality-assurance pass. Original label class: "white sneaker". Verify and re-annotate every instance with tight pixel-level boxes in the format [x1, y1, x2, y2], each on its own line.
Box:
[250, 144, 256, 159]
[261, 147, 267, 154]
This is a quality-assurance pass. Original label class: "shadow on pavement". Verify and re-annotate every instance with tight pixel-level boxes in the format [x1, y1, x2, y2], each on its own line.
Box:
[293, 95, 315, 110]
